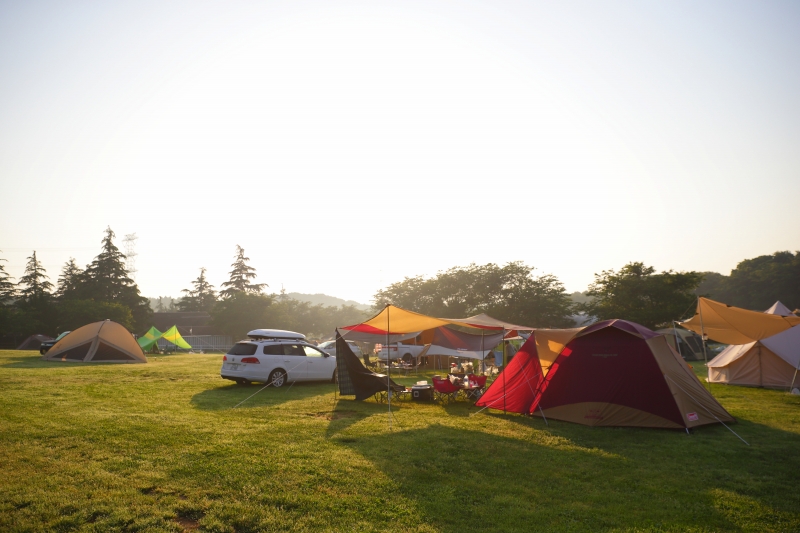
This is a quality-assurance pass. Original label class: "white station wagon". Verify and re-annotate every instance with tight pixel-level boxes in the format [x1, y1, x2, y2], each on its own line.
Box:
[220, 329, 336, 387]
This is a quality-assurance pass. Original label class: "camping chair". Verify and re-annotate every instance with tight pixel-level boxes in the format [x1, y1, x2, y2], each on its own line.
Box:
[465, 374, 488, 400]
[432, 375, 461, 404]
[374, 381, 408, 404]
[362, 351, 377, 369]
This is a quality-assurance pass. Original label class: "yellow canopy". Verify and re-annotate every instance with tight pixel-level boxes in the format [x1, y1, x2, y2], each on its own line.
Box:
[680, 297, 800, 345]
[343, 305, 455, 335]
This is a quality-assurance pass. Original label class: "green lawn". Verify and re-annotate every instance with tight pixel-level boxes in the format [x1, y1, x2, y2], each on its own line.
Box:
[1, 350, 799, 533]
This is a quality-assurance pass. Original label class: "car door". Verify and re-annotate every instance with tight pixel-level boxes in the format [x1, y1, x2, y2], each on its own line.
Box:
[303, 345, 332, 380]
[281, 343, 307, 381]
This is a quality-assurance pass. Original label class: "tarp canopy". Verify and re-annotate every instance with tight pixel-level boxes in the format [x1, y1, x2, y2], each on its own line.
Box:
[420, 327, 504, 359]
[444, 313, 535, 331]
[680, 297, 800, 345]
[765, 301, 796, 316]
[340, 305, 454, 335]
[161, 325, 192, 349]
[138, 326, 163, 351]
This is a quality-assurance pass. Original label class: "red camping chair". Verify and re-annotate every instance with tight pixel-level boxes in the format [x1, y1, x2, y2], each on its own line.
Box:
[432, 375, 461, 404]
[465, 374, 488, 400]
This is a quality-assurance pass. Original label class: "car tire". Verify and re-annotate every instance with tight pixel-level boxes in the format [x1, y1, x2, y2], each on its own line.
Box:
[269, 369, 287, 388]
[331, 368, 338, 384]
[235, 378, 251, 386]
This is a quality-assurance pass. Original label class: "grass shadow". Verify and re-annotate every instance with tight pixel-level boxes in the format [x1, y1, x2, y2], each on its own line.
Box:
[333, 416, 800, 532]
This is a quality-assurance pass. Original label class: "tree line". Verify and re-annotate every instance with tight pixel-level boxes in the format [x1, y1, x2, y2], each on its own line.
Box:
[2, 228, 797, 346]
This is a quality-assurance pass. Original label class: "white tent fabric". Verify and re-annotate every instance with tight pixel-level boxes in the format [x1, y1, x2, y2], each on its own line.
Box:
[761, 325, 800, 369]
[764, 301, 796, 316]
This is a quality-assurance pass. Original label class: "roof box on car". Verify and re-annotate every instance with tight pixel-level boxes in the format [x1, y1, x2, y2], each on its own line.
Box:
[247, 329, 306, 341]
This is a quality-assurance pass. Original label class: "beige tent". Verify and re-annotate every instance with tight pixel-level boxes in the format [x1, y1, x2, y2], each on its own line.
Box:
[708, 311, 800, 389]
[41, 320, 147, 364]
[655, 327, 704, 361]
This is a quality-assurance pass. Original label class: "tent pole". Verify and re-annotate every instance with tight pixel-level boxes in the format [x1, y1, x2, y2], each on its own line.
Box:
[386, 305, 391, 431]
[789, 362, 800, 393]
[698, 297, 711, 392]
[503, 328, 506, 415]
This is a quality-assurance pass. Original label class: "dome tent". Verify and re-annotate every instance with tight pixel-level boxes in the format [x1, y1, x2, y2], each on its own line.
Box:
[478, 320, 734, 429]
[41, 320, 147, 364]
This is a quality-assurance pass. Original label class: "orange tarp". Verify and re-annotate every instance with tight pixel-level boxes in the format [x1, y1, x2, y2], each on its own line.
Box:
[680, 297, 800, 345]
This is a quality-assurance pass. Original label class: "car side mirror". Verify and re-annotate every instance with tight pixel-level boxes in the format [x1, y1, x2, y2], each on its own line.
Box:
[323, 352, 330, 357]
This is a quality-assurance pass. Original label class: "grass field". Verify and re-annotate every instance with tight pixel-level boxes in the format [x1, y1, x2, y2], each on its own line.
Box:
[1, 350, 799, 532]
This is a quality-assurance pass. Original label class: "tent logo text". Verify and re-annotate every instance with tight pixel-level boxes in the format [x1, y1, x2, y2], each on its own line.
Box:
[592, 353, 618, 358]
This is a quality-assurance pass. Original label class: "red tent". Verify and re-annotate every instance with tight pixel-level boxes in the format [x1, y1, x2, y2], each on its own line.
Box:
[480, 320, 735, 429]
[475, 336, 544, 414]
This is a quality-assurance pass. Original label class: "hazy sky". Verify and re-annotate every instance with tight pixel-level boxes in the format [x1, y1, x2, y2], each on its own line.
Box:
[1, 0, 799, 304]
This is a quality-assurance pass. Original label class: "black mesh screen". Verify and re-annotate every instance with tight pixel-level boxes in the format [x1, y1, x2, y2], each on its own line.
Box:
[60, 342, 93, 361]
[90, 342, 134, 361]
[336, 335, 356, 396]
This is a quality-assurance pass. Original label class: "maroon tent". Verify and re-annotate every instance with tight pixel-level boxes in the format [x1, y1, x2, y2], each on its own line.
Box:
[480, 320, 735, 429]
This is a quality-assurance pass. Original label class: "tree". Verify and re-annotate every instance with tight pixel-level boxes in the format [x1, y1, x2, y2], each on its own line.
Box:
[15, 251, 57, 336]
[55, 258, 84, 300]
[723, 251, 800, 311]
[79, 227, 152, 331]
[56, 300, 134, 331]
[178, 267, 217, 312]
[581, 262, 703, 329]
[219, 245, 266, 299]
[0, 251, 16, 306]
[373, 262, 574, 327]
[17, 251, 54, 302]
[211, 292, 275, 339]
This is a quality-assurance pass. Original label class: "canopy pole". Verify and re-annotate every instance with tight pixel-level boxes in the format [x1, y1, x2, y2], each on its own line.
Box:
[386, 304, 392, 431]
[503, 328, 506, 415]
[698, 298, 711, 392]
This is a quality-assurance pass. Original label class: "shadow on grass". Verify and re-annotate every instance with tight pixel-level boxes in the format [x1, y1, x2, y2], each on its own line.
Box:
[191, 381, 339, 411]
[0, 352, 137, 369]
[331, 416, 800, 532]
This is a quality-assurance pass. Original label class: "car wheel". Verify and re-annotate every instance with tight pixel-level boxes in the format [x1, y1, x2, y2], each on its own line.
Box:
[235, 378, 251, 386]
[331, 368, 338, 384]
[269, 369, 287, 388]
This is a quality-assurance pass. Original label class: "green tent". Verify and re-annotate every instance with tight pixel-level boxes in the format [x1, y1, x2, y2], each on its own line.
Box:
[138, 326, 163, 351]
[161, 325, 192, 350]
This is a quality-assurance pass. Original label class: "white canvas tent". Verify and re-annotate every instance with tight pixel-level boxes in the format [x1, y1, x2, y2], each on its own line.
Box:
[764, 301, 796, 317]
[708, 321, 800, 389]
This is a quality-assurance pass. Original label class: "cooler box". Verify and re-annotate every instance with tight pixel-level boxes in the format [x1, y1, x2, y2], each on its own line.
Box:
[411, 385, 433, 401]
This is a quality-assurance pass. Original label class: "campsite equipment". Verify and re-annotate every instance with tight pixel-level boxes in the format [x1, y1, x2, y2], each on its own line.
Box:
[656, 326, 704, 361]
[17, 334, 53, 351]
[479, 320, 734, 430]
[41, 320, 147, 364]
[138, 325, 192, 352]
[335, 333, 405, 401]
[707, 321, 800, 389]
[681, 297, 800, 345]
[138, 326, 163, 352]
[411, 384, 434, 401]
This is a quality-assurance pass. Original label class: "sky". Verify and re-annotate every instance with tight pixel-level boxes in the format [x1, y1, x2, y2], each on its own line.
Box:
[1, 0, 799, 305]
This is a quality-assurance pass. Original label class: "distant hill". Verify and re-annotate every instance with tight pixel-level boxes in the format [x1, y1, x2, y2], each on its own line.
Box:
[285, 293, 370, 310]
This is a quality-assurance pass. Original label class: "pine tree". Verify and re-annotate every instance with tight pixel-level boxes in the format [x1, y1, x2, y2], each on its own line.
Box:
[56, 257, 83, 299]
[0, 251, 16, 305]
[18, 251, 54, 302]
[219, 245, 266, 299]
[80, 226, 152, 330]
[179, 267, 217, 311]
